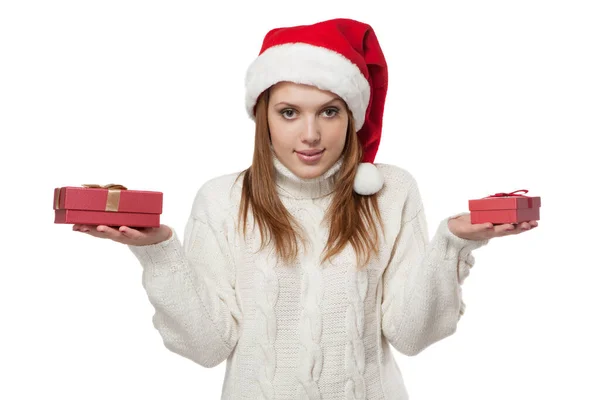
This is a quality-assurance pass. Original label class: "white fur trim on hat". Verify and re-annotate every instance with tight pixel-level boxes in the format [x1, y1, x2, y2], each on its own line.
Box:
[353, 163, 384, 195]
[245, 42, 371, 131]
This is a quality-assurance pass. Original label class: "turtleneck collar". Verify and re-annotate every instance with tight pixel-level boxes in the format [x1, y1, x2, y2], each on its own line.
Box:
[271, 146, 343, 200]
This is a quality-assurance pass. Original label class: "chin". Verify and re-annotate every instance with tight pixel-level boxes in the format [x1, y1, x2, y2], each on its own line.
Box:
[294, 162, 328, 179]
[297, 170, 322, 179]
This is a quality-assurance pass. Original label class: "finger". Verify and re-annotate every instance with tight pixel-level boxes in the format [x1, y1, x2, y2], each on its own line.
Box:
[473, 222, 494, 231]
[509, 223, 533, 235]
[508, 226, 524, 235]
[76, 224, 95, 233]
[78, 225, 105, 238]
[518, 221, 539, 233]
[520, 222, 531, 230]
[119, 226, 143, 239]
[73, 224, 92, 232]
[95, 225, 122, 239]
[493, 223, 518, 236]
[516, 221, 538, 232]
[496, 223, 516, 232]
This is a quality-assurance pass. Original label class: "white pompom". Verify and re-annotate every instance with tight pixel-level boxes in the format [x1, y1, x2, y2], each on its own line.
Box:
[353, 163, 384, 195]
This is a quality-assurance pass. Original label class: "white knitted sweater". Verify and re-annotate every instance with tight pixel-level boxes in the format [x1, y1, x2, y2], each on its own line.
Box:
[128, 153, 489, 400]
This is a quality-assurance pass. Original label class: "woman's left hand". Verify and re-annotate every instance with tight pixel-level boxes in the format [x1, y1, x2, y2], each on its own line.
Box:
[448, 213, 538, 241]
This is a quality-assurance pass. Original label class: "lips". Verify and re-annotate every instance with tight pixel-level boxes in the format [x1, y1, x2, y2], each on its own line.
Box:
[296, 149, 324, 156]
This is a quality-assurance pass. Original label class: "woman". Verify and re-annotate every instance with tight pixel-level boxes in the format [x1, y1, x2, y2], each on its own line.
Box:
[73, 18, 537, 400]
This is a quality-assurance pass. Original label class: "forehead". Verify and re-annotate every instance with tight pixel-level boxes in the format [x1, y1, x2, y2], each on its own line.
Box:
[269, 82, 342, 105]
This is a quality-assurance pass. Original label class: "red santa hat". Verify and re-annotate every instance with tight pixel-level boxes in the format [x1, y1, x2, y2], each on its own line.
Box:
[244, 18, 388, 195]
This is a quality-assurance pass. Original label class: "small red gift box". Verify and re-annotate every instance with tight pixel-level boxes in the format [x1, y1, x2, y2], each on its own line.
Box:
[469, 189, 541, 225]
[53, 183, 163, 228]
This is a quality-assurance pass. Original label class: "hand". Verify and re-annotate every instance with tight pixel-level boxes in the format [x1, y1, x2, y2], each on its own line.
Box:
[448, 213, 538, 241]
[72, 223, 172, 246]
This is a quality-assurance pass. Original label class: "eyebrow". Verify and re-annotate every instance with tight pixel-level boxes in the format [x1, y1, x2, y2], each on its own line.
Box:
[274, 97, 343, 108]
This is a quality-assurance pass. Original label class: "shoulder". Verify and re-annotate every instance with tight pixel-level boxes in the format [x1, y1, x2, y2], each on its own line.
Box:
[374, 163, 424, 219]
[374, 163, 420, 194]
[190, 170, 246, 220]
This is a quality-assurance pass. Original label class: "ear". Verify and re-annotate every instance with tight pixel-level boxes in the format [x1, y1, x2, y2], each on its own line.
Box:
[353, 163, 384, 195]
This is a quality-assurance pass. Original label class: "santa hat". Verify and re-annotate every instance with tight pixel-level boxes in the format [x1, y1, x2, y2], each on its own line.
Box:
[244, 18, 388, 195]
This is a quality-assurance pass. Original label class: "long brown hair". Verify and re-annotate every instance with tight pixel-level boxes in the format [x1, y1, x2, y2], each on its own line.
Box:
[235, 88, 384, 269]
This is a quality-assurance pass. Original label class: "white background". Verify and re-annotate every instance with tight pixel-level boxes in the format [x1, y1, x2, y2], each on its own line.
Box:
[1, 0, 599, 399]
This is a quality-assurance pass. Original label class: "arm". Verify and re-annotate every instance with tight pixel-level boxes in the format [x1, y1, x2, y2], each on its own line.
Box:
[127, 185, 241, 368]
[381, 178, 488, 357]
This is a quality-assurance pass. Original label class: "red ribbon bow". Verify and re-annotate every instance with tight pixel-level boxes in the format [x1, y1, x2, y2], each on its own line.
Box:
[486, 189, 529, 198]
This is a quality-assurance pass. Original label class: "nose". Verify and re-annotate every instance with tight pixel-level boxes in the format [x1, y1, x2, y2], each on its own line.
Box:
[301, 117, 320, 144]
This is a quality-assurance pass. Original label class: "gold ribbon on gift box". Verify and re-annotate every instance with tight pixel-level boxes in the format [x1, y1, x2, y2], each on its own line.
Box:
[82, 183, 128, 212]
[54, 183, 128, 212]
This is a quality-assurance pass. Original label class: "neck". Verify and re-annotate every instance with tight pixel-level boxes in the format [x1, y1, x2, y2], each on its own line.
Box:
[271, 147, 343, 200]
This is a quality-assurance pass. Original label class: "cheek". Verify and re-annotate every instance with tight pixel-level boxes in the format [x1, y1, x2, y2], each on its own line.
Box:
[268, 117, 295, 146]
[324, 119, 348, 147]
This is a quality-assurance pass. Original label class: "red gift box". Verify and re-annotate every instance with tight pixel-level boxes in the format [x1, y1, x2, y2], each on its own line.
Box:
[469, 189, 541, 225]
[53, 183, 163, 228]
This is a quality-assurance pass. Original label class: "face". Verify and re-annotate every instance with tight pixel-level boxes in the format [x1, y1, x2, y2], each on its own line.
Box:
[267, 81, 349, 179]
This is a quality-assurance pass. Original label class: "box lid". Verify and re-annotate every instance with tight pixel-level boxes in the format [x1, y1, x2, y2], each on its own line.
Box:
[53, 186, 162, 214]
[469, 190, 541, 211]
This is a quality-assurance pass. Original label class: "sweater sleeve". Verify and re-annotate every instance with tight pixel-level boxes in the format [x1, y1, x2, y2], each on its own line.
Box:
[380, 176, 489, 357]
[127, 185, 242, 368]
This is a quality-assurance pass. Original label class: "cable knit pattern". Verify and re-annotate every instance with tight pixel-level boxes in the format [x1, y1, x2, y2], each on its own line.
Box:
[255, 246, 279, 399]
[296, 208, 325, 400]
[458, 252, 475, 317]
[345, 262, 369, 400]
[127, 152, 490, 399]
[448, 211, 483, 319]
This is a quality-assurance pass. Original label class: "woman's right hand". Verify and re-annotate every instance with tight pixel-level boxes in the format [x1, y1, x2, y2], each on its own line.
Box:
[73, 223, 173, 246]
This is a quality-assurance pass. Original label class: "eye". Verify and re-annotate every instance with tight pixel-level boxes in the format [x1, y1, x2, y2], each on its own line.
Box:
[280, 109, 296, 119]
[322, 107, 340, 118]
